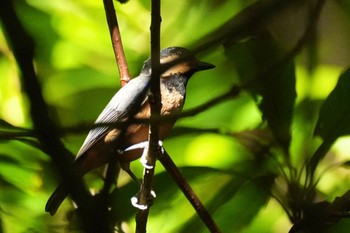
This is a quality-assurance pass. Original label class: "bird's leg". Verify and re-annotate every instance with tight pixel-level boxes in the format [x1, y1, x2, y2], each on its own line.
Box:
[119, 160, 141, 184]
[124, 141, 164, 169]
[123, 141, 162, 209]
[119, 159, 155, 210]
[119, 160, 154, 210]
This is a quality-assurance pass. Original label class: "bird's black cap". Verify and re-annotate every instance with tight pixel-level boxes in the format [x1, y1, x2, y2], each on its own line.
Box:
[161, 47, 215, 71]
[142, 46, 215, 74]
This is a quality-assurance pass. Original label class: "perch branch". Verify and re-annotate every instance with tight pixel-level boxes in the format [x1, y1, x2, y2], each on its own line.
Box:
[135, 0, 162, 232]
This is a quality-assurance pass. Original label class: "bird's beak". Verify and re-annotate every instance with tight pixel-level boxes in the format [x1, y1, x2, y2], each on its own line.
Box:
[195, 61, 215, 71]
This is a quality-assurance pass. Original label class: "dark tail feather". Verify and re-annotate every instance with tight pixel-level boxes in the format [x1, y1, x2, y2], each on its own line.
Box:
[45, 184, 69, 215]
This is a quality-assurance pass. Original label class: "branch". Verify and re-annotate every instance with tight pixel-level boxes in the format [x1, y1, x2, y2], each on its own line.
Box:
[103, 0, 131, 86]
[135, 0, 161, 232]
[101, 0, 131, 223]
[159, 150, 221, 233]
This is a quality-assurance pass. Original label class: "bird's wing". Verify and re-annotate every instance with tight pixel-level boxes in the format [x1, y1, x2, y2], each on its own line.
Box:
[76, 74, 151, 158]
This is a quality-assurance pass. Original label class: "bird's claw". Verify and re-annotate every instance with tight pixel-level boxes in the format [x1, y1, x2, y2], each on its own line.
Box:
[130, 190, 157, 210]
[140, 145, 153, 169]
[124, 141, 149, 151]
[131, 196, 148, 210]
[125, 141, 160, 209]
[124, 141, 163, 169]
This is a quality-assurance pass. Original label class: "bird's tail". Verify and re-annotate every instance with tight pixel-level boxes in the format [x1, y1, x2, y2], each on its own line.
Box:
[45, 184, 69, 215]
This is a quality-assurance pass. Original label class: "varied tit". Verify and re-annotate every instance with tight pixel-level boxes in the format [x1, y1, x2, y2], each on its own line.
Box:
[45, 46, 215, 215]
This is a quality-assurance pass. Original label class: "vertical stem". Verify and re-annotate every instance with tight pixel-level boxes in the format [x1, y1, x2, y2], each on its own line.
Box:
[135, 0, 161, 232]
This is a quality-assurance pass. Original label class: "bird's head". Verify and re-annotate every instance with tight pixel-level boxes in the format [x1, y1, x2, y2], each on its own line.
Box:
[141, 47, 215, 78]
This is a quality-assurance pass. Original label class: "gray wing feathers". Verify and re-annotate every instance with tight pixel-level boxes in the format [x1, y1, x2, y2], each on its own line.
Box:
[76, 74, 151, 157]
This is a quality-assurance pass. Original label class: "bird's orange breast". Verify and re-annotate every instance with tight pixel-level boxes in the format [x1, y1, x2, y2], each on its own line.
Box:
[76, 74, 188, 174]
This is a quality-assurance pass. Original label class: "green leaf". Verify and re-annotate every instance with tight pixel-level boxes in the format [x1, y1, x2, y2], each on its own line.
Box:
[0, 160, 38, 191]
[225, 32, 296, 151]
[315, 67, 350, 140]
[213, 175, 274, 232]
[179, 174, 274, 233]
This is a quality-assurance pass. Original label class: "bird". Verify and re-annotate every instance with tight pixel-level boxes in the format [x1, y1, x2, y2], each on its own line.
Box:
[45, 46, 215, 215]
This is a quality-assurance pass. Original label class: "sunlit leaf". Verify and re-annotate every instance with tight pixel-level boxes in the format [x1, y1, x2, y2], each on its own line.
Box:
[13, 138, 43, 152]
[179, 174, 275, 233]
[0, 161, 39, 191]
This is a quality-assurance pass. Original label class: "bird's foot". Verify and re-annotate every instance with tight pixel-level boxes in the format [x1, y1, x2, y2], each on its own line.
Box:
[124, 141, 163, 169]
[131, 190, 157, 210]
[124, 141, 162, 209]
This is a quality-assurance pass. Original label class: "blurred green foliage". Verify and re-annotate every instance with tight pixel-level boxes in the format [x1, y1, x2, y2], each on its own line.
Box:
[1, 0, 350, 232]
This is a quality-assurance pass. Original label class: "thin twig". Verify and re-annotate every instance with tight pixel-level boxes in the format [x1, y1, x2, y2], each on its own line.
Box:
[135, 0, 162, 232]
[103, 0, 131, 86]
[101, 1, 130, 227]
[159, 150, 221, 233]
